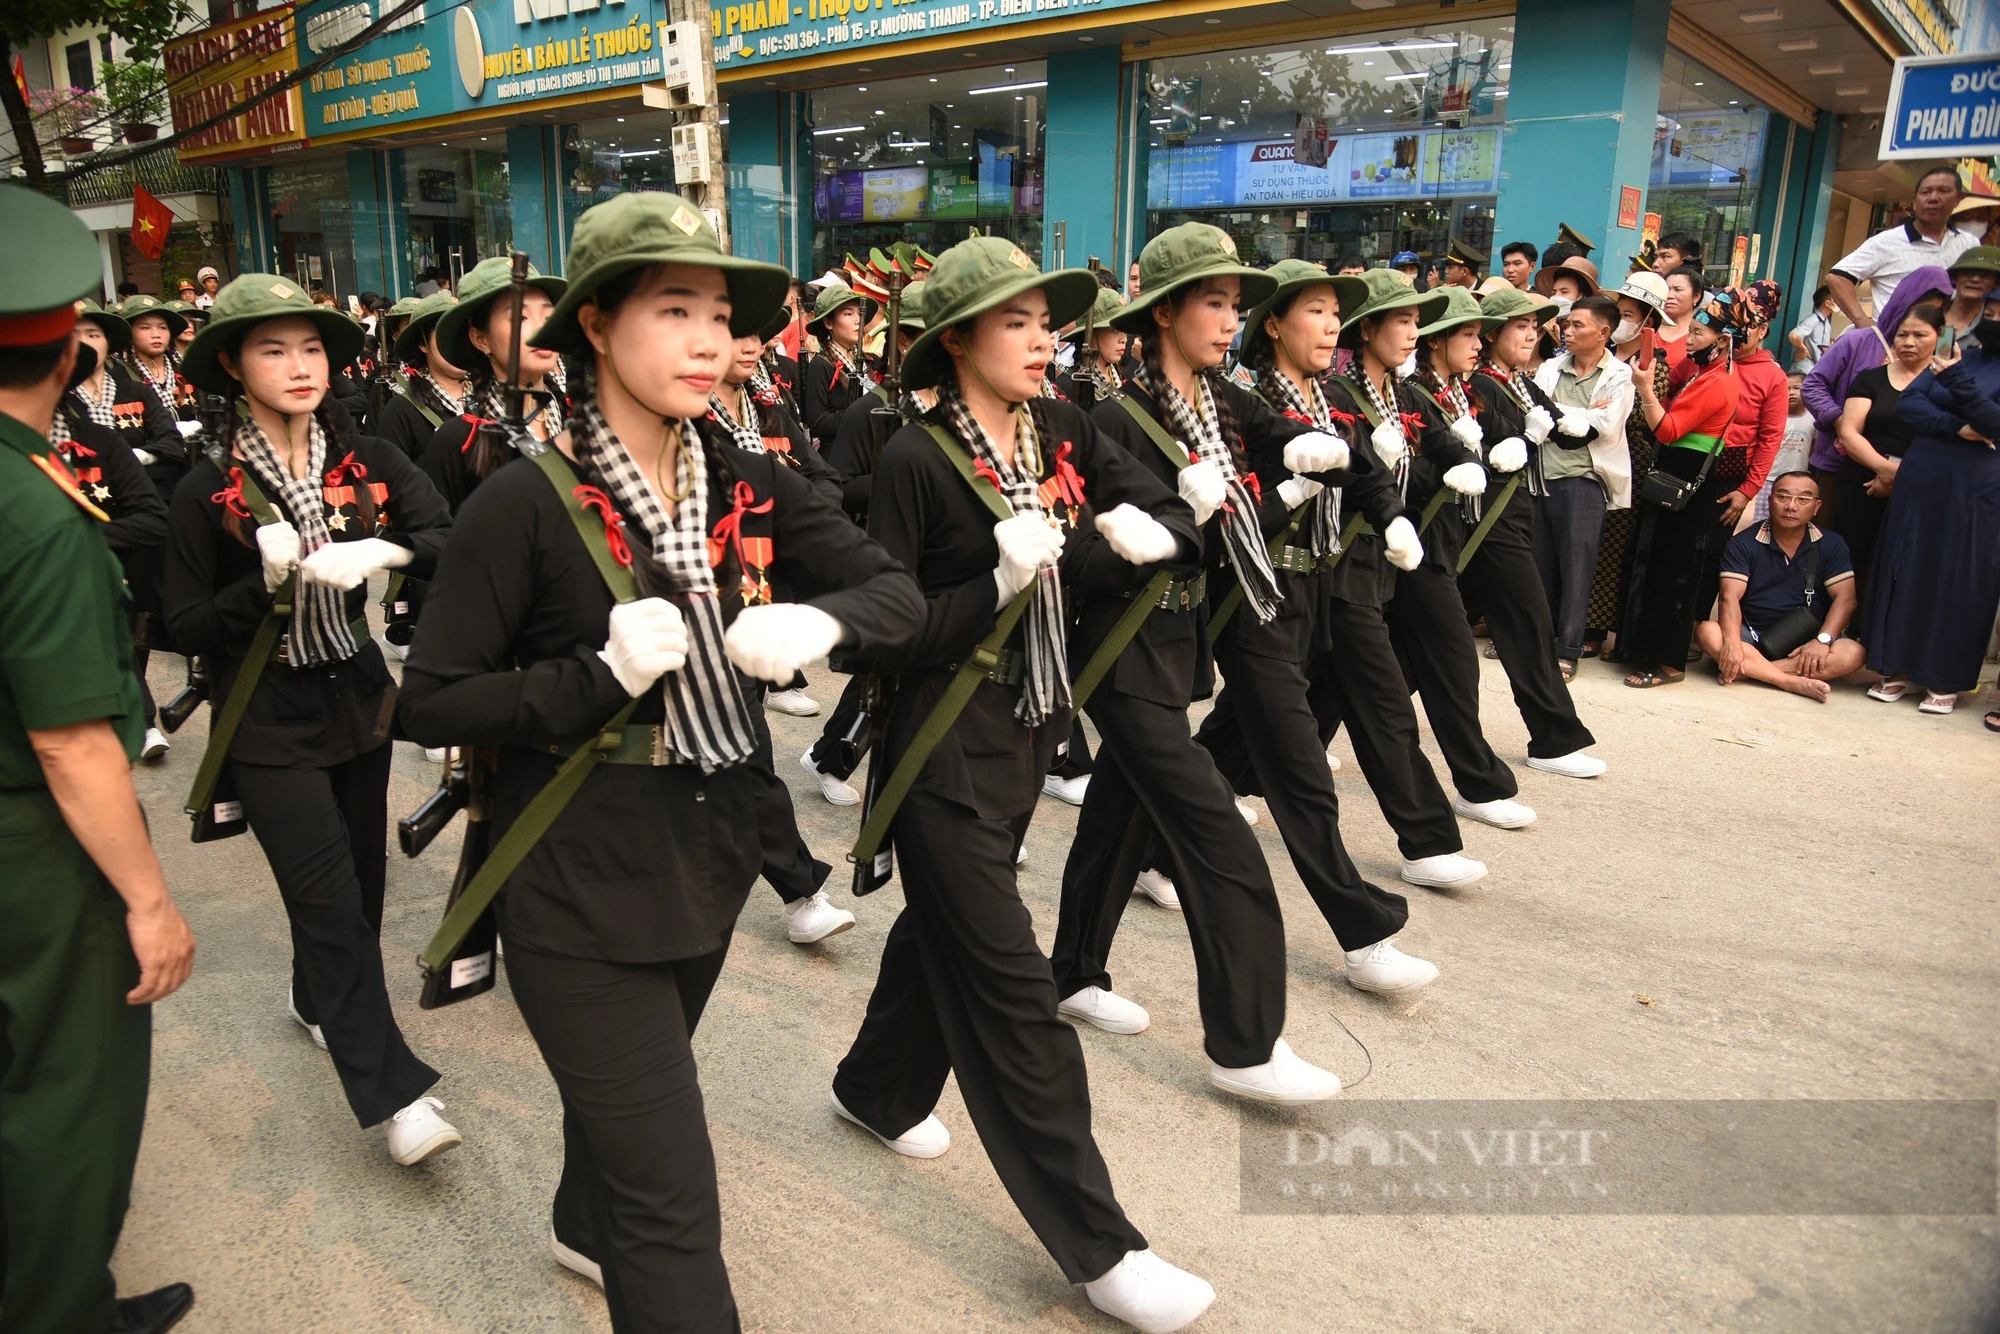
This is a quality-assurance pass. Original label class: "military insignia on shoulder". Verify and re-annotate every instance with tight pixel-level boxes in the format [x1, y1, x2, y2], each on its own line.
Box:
[30, 452, 111, 522]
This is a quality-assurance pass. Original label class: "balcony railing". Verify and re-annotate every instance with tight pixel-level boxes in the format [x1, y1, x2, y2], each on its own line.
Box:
[66, 158, 221, 207]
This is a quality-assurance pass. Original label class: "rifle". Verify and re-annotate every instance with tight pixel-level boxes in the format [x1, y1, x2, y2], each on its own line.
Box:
[159, 656, 208, 733]
[416, 748, 499, 1008]
[398, 746, 471, 859]
[847, 672, 894, 896]
[866, 263, 910, 470]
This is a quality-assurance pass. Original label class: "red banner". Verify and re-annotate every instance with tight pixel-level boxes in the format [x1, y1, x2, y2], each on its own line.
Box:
[130, 185, 173, 261]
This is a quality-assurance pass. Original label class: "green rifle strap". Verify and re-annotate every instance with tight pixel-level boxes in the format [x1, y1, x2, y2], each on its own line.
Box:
[914, 421, 1020, 522]
[418, 447, 640, 971]
[1417, 486, 1452, 535]
[1109, 392, 1191, 472]
[1206, 499, 1312, 638]
[382, 572, 406, 611]
[1322, 510, 1375, 573]
[185, 467, 293, 821]
[1456, 472, 1523, 574]
[1331, 375, 1386, 429]
[1069, 568, 1173, 712]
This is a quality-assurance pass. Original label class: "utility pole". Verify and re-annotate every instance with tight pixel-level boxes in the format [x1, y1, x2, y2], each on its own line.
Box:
[651, 0, 727, 247]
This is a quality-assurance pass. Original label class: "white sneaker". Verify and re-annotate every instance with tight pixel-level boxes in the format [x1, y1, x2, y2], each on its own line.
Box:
[1236, 800, 1259, 826]
[287, 986, 327, 1050]
[800, 746, 860, 806]
[140, 727, 169, 761]
[1058, 985, 1151, 1035]
[380, 638, 409, 662]
[1524, 749, 1607, 779]
[1016, 842, 1029, 865]
[1326, 751, 1342, 772]
[1042, 772, 1090, 805]
[423, 746, 447, 764]
[1345, 938, 1439, 995]
[766, 687, 820, 717]
[785, 889, 856, 944]
[387, 1096, 462, 1165]
[1083, 1249, 1217, 1334]
[1209, 1037, 1341, 1104]
[1452, 795, 1537, 829]
[1133, 868, 1182, 911]
[1400, 853, 1488, 888]
[550, 1227, 603, 1288]
[830, 1089, 951, 1159]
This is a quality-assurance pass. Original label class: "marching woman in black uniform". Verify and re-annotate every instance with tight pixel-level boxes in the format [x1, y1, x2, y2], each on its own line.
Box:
[120, 294, 199, 422]
[398, 193, 924, 1332]
[799, 283, 874, 452]
[1051, 286, 1130, 414]
[375, 291, 468, 459]
[163, 274, 460, 1165]
[1464, 287, 1608, 778]
[420, 256, 568, 513]
[1046, 224, 1344, 1101]
[830, 236, 1217, 1332]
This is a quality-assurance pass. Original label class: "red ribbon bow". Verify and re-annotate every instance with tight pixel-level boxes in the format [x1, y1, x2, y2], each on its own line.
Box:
[1398, 412, 1426, 438]
[1281, 409, 1314, 426]
[972, 458, 1004, 493]
[1242, 470, 1262, 506]
[1325, 407, 1360, 427]
[324, 451, 368, 487]
[709, 480, 776, 601]
[1039, 439, 1087, 515]
[573, 485, 633, 568]
[460, 412, 498, 452]
[212, 466, 251, 519]
[65, 440, 98, 458]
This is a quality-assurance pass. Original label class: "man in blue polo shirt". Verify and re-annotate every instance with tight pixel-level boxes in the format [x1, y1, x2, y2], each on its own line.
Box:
[1695, 471, 1867, 702]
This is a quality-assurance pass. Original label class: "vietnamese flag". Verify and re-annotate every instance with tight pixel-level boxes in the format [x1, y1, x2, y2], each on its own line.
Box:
[130, 185, 172, 261]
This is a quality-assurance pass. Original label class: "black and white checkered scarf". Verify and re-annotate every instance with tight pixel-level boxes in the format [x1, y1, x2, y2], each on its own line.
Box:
[405, 370, 465, 421]
[1356, 369, 1412, 503]
[707, 387, 765, 454]
[1258, 365, 1344, 560]
[233, 409, 357, 668]
[938, 386, 1071, 726]
[71, 371, 119, 431]
[471, 376, 564, 445]
[1481, 360, 1548, 498]
[568, 397, 759, 772]
[128, 351, 180, 406]
[824, 340, 864, 387]
[1078, 358, 1121, 405]
[1139, 367, 1281, 624]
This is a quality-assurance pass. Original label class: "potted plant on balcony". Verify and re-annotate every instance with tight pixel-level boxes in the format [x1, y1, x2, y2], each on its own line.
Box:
[104, 59, 167, 142]
[30, 86, 107, 156]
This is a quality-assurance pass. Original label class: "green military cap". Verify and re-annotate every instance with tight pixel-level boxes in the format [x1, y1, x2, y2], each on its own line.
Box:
[1446, 239, 1488, 272]
[1416, 285, 1488, 338]
[534, 194, 788, 353]
[0, 184, 101, 345]
[1241, 259, 1368, 359]
[385, 295, 423, 318]
[164, 298, 207, 324]
[899, 237, 1098, 392]
[754, 305, 792, 343]
[1335, 268, 1451, 349]
[805, 281, 875, 337]
[892, 278, 927, 332]
[1476, 284, 1561, 330]
[1064, 285, 1127, 343]
[75, 299, 133, 355]
[1113, 222, 1275, 334]
[392, 290, 460, 365]
[117, 293, 187, 339]
[182, 273, 365, 394]
[439, 256, 567, 372]
[1949, 244, 2000, 277]
[1556, 221, 1596, 256]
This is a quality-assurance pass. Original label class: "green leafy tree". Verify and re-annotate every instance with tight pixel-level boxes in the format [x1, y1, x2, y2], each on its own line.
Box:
[2, 0, 194, 188]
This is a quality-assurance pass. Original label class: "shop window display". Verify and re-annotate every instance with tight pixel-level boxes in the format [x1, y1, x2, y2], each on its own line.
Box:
[1649, 49, 1769, 289]
[1141, 21, 1510, 270]
[398, 143, 512, 292]
[561, 110, 683, 243]
[266, 159, 362, 299]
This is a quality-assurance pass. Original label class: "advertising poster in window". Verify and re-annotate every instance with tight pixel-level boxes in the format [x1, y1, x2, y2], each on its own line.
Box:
[1346, 133, 1423, 198]
[1422, 129, 1498, 195]
[929, 164, 980, 219]
[862, 166, 928, 221]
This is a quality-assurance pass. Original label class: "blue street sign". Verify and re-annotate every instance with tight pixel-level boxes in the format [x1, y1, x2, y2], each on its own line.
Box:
[1881, 52, 2000, 160]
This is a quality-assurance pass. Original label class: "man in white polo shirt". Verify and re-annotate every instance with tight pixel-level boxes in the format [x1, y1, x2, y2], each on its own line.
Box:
[1826, 165, 1973, 327]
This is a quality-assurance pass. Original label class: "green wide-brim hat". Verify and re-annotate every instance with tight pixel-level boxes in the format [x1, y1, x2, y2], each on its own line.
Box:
[1064, 285, 1129, 343]
[1416, 286, 1490, 338]
[76, 299, 133, 356]
[118, 293, 187, 340]
[440, 255, 568, 371]
[1949, 244, 2000, 277]
[1476, 285, 1561, 330]
[393, 290, 460, 364]
[755, 306, 791, 344]
[385, 295, 422, 318]
[165, 298, 206, 325]
[900, 237, 1099, 391]
[534, 192, 787, 354]
[805, 282, 875, 336]
[1113, 222, 1276, 334]
[1335, 269, 1451, 349]
[1242, 259, 1368, 358]
[887, 279, 927, 332]
[182, 273, 365, 394]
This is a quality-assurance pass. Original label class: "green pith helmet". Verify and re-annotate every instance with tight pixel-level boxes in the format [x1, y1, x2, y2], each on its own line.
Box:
[1241, 259, 1368, 363]
[1335, 269, 1451, 350]
[385, 295, 422, 319]
[533, 192, 789, 353]
[117, 293, 188, 340]
[1064, 285, 1128, 344]
[392, 290, 461, 365]
[181, 273, 364, 394]
[898, 237, 1098, 392]
[892, 279, 927, 331]
[165, 298, 207, 325]
[1476, 285, 1561, 331]
[1949, 244, 2000, 277]
[806, 281, 875, 337]
[75, 299, 133, 356]
[1416, 285, 1489, 338]
[436, 256, 567, 373]
[1113, 222, 1276, 335]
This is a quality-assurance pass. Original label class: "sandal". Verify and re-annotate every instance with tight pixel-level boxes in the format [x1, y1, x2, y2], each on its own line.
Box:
[1867, 678, 1910, 703]
[1560, 660, 1577, 683]
[1918, 691, 1958, 715]
[1984, 710, 2000, 733]
[1623, 667, 1684, 688]
[1581, 642, 1602, 659]
[1482, 643, 1501, 660]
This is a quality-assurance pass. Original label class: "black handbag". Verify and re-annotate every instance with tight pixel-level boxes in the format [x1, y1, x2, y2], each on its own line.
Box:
[1638, 444, 1719, 512]
[1753, 539, 1823, 660]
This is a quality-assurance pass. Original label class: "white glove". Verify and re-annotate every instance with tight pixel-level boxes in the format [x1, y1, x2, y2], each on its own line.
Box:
[1277, 475, 1324, 510]
[725, 603, 844, 684]
[1523, 404, 1555, 444]
[597, 598, 689, 697]
[1556, 406, 1592, 438]
[1489, 436, 1529, 473]
[298, 536, 412, 592]
[1449, 414, 1484, 448]
[1370, 417, 1407, 468]
[256, 520, 300, 593]
[1382, 515, 1424, 572]
[1282, 430, 1349, 474]
[1176, 459, 1228, 526]
[993, 512, 1063, 606]
[1094, 503, 1179, 567]
[132, 447, 156, 467]
[175, 419, 203, 438]
[1442, 462, 1488, 496]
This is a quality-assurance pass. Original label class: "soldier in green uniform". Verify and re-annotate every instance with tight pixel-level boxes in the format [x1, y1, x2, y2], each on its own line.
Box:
[0, 186, 196, 1334]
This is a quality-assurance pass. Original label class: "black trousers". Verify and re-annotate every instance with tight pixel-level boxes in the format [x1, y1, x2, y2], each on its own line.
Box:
[834, 790, 1145, 1284]
[1461, 535, 1597, 758]
[807, 674, 870, 781]
[1050, 689, 1287, 1070]
[750, 705, 828, 905]
[232, 742, 439, 1127]
[1191, 635, 1409, 951]
[1382, 564, 1519, 804]
[511, 941, 739, 1334]
[1048, 715, 1094, 780]
[1621, 453, 1735, 670]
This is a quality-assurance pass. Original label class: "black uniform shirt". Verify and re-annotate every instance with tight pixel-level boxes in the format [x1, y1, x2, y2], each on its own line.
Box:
[1320, 375, 1435, 609]
[826, 387, 900, 522]
[1467, 368, 1594, 557]
[1400, 379, 1485, 574]
[376, 382, 451, 460]
[75, 362, 184, 503]
[802, 349, 875, 449]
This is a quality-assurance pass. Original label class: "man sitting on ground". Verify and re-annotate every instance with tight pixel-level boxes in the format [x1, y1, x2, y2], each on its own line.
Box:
[1695, 471, 1866, 701]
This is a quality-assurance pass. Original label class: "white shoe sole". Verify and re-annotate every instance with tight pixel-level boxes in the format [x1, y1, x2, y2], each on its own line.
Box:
[1523, 755, 1605, 780]
[1058, 998, 1150, 1035]
[830, 1090, 949, 1159]
[287, 992, 328, 1051]
[1134, 884, 1182, 913]
[550, 1228, 604, 1288]
[787, 914, 856, 945]
[766, 694, 821, 717]
[1347, 967, 1439, 996]
[800, 749, 860, 806]
[1209, 1071, 1341, 1105]
[1401, 862, 1488, 889]
[140, 733, 169, 761]
[1452, 799, 1535, 830]
[390, 1126, 462, 1166]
